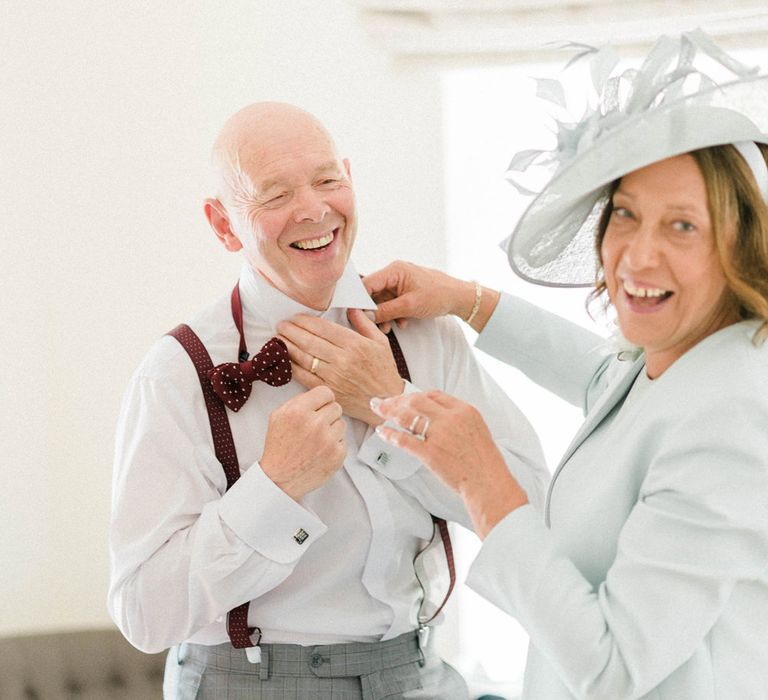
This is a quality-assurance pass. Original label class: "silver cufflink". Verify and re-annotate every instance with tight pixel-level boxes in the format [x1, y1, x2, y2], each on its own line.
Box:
[293, 528, 309, 544]
[376, 452, 390, 466]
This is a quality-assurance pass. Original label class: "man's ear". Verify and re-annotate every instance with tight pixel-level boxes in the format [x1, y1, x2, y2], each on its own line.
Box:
[343, 158, 352, 181]
[204, 198, 243, 252]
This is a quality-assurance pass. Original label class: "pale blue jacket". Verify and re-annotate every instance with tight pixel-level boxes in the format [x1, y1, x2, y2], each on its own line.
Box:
[466, 294, 768, 700]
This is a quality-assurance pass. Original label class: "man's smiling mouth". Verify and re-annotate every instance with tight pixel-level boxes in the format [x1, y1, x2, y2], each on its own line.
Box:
[291, 230, 336, 251]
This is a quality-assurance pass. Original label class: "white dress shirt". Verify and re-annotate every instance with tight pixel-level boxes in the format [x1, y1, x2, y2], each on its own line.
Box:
[108, 262, 546, 654]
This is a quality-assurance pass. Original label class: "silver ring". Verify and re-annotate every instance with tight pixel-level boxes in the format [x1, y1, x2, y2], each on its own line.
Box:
[408, 414, 430, 441]
[310, 357, 320, 374]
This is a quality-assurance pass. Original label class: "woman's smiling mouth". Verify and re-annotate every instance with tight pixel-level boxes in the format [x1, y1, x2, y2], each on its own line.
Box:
[621, 279, 674, 310]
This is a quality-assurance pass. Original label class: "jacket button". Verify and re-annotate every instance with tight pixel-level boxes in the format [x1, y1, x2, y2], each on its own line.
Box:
[310, 653, 323, 668]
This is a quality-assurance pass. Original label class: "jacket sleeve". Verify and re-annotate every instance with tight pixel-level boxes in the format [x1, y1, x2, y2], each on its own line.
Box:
[108, 369, 327, 653]
[466, 385, 768, 699]
[476, 293, 614, 413]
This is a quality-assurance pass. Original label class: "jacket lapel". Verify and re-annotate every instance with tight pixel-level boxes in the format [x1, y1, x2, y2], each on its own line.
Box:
[545, 355, 645, 526]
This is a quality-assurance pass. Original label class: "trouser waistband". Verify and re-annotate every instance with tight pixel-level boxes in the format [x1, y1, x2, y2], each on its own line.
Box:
[180, 630, 424, 679]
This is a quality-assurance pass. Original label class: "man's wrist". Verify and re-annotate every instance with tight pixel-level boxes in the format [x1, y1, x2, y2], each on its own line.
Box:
[365, 377, 405, 426]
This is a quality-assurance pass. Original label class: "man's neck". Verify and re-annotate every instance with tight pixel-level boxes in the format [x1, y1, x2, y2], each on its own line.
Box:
[254, 268, 334, 311]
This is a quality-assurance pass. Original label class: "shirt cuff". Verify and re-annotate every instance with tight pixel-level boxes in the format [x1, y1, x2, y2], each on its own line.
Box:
[218, 462, 327, 564]
[359, 381, 423, 480]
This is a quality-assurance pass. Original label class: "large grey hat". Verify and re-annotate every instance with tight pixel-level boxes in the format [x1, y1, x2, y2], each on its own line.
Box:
[505, 30, 768, 287]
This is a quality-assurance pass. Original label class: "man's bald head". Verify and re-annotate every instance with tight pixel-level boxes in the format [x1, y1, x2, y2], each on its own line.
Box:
[212, 102, 342, 211]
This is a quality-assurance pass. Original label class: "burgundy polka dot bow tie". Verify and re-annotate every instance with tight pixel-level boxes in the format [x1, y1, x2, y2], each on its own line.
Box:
[208, 337, 292, 412]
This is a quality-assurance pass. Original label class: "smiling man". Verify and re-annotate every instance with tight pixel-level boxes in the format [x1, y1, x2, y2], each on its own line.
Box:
[205, 103, 357, 310]
[108, 102, 546, 699]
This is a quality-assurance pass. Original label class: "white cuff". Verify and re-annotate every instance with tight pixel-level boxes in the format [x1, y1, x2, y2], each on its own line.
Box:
[359, 381, 423, 480]
[218, 462, 327, 564]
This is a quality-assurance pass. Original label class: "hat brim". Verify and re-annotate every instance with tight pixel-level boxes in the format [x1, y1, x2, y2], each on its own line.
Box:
[506, 75, 768, 287]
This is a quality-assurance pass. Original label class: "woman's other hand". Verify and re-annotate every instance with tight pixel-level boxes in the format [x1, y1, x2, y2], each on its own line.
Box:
[370, 390, 529, 538]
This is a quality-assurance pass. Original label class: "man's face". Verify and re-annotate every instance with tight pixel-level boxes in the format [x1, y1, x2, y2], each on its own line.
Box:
[228, 123, 357, 310]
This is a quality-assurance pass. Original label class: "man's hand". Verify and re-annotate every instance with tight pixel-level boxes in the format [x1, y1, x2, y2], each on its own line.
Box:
[277, 310, 404, 426]
[260, 386, 347, 501]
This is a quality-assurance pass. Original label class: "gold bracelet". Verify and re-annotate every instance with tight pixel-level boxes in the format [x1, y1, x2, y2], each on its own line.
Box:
[465, 280, 482, 325]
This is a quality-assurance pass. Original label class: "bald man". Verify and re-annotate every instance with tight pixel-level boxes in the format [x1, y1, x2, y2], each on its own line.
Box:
[108, 103, 546, 699]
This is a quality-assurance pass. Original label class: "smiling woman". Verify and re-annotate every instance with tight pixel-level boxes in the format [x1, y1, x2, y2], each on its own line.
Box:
[363, 31, 768, 699]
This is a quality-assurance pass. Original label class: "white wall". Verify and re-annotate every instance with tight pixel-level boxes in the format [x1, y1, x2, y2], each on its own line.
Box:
[0, 1, 447, 636]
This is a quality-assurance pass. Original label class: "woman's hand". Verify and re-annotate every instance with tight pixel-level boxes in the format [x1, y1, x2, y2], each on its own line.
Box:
[364, 261, 496, 332]
[277, 309, 404, 426]
[370, 390, 529, 538]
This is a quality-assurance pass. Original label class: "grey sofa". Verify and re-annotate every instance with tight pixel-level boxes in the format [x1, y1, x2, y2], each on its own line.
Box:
[0, 628, 165, 699]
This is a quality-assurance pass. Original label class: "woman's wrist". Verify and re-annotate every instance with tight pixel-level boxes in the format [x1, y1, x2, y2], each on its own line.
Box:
[471, 286, 500, 333]
[450, 279, 500, 333]
[460, 461, 528, 539]
[465, 281, 483, 326]
[448, 279, 477, 319]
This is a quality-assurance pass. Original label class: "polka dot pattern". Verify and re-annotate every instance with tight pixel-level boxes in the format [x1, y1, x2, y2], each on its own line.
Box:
[168, 324, 242, 488]
[227, 603, 261, 649]
[208, 338, 292, 412]
[168, 322, 261, 648]
[386, 330, 411, 383]
[427, 516, 455, 623]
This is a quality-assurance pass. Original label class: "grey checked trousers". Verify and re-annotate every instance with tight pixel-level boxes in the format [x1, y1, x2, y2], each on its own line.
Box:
[163, 630, 468, 699]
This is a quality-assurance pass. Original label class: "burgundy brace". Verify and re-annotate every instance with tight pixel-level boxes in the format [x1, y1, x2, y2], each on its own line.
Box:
[167, 284, 454, 650]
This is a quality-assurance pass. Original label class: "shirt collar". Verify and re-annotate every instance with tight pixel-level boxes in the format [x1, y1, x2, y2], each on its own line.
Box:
[237, 260, 376, 330]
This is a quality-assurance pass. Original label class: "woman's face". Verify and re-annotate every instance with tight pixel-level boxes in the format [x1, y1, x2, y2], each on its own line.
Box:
[601, 154, 739, 377]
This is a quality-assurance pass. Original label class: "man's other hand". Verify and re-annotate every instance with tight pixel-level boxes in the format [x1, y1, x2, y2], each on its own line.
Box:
[260, 386, 347, 500]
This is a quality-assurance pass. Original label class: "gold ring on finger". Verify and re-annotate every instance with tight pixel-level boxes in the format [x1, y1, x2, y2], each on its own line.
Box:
[408, 414, 430, 441]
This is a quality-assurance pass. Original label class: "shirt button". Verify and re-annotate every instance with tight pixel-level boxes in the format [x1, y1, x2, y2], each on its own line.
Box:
[376, 452, 390, 466]
[310, 654, 323, 668]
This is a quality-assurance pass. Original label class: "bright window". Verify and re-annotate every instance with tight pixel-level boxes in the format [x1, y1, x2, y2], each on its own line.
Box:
[438, 59, 601, 698]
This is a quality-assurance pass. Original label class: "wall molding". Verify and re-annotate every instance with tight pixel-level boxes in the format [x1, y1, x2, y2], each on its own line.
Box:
[353, 1, 768, 64]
